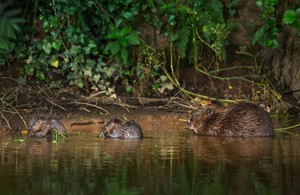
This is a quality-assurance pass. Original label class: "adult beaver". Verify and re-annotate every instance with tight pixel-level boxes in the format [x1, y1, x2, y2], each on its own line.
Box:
[28, 115, 67, 138]
[187, 102, 275, 137]
[101, 118, 143, 139]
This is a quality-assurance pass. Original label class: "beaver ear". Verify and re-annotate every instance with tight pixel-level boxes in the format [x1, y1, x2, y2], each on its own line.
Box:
[206, 109, 213, 115]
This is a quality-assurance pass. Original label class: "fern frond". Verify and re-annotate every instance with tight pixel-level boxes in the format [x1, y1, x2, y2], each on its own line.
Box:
[206, 0, 224, 22]
[175, 25, 191, 58]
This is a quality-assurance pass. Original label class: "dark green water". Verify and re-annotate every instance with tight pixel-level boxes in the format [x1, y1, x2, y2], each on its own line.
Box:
[0, 116, 300, 195]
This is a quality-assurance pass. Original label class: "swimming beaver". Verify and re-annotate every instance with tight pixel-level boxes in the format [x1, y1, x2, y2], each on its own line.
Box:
[187, 102, 275, 137]
[28, 115, 67, 138]
[102, 118, 143, 139]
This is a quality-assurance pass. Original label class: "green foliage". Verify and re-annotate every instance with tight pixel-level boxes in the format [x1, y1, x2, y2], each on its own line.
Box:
[150, 0, 233, 61]
[0, 0, 24, 59]
[51, 128, 66, 143]
[105, 26, 140, 65]
[254, 1, 300, 48]
[19, 0, 142, 92]
[253, 0, 279, 48]
[226, 0, 240, 16]
[5, 0, 236, 96]
[283, 8, 300, 33]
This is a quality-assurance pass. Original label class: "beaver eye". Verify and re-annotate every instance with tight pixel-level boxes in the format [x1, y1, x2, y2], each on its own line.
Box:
[206, 109, 213, 115]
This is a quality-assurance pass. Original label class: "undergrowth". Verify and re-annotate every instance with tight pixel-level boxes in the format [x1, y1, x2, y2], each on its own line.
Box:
[0, 0, 298, 112]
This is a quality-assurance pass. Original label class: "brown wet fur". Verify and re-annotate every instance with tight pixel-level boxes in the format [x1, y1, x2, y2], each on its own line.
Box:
[102, 118, 143, 139]
[187, 102, 275, 137]
[28, 115, 67, 138]
[102, 118, 123, 135]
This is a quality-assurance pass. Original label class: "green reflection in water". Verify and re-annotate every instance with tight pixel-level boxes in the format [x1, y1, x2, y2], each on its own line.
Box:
[0, 131, 300, 194]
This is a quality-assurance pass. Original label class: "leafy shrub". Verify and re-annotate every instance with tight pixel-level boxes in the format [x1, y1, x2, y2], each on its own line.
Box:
[5, 0, 235, 96]
[0, 0, 24, 64]
[145, 0, 233, 61]
[253, 0, 279, 48]
[20, 0, 143, 93]
[253, 0, 300, 48]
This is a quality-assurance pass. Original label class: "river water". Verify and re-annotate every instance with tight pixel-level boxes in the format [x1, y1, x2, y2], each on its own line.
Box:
[0, 109, 300, 194]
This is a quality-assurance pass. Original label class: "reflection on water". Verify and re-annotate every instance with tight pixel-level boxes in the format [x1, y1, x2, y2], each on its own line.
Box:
[1, 117, 300, 194]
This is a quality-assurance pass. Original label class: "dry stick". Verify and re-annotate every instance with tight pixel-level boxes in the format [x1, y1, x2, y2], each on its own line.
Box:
[112, 102, 131, 112]
[37, 85, 56, 99]
[84, 94, 132, 112]
[88, 91, 107, 99]
[0, 111, 12, 130]
[45, 98, 67, 111]
[167, 98, 195, 110]
[66, 101, 109, 114]
[5, 103, 28, 129]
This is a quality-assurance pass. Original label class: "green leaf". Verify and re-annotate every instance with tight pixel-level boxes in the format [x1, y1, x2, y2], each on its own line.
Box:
[42, 42, 52, 54]
[121, 47, 128, 63]
[266, 5, 275, 13]
[105, 41, 120, 55]
[283, 10, 296, 24]
[124, 69, 130, 76]
[0, 36, 9, 50]
[119, 37, 128, 47]
[126, 33, 140, 45]
[126, 86, 133, 94]
[265, 39, 278, 48]
[269, 0, 278, 6]
[271, 39, 278, 48]
[107, 27, 119, 39]
[256, 1, 263, 7]
[120, 27, 131, 37]
[37, 71, 46, 81]
[52, 40, 62, 51]
[152, 83, 160, 90]
[83, 69, 92, 77]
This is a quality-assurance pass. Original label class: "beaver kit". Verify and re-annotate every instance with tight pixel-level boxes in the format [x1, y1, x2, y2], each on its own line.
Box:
[28, 115, 67, 138]
[101, 118, 143, 139]
[187, 102, 275, 137]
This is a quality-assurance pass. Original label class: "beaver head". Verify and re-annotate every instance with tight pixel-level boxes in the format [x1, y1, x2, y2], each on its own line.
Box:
[102, 118, 123, 136]
[187, 104, 224, 135]
[28, 115, 49, 133]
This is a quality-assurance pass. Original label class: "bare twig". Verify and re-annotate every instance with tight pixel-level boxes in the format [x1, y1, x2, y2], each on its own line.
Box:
[65, 101, 109, 114]
[0, 111, 12, 130]
[45, 98, 67, 111]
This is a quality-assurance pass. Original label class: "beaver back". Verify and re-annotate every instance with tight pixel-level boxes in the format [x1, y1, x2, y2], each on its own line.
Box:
[188, 103, 274, 137]
[102, 118, 143, 139]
